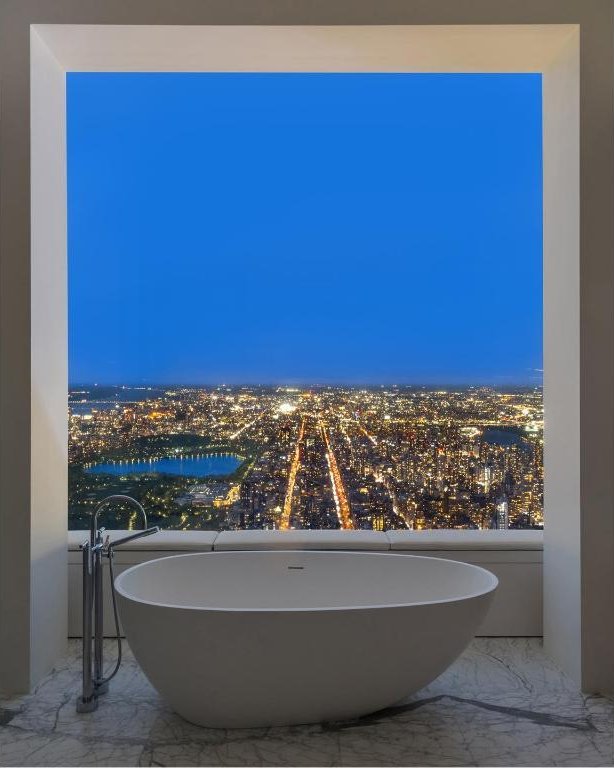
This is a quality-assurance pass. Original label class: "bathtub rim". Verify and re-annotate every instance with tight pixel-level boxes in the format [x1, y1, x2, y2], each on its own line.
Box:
[113, 549, 498, 613]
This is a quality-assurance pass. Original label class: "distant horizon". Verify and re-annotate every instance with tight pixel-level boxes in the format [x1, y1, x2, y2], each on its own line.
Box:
[69, 379, 543, 390]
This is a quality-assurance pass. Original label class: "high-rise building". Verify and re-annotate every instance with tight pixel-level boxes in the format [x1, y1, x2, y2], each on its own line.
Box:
[496, 496, 509, 530]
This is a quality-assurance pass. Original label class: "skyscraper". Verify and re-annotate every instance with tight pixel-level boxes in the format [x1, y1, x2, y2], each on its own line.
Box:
[496, 496, 509, 530]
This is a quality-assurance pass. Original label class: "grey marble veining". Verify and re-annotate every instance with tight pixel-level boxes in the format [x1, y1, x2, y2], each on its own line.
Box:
[0, 639, 612, 767]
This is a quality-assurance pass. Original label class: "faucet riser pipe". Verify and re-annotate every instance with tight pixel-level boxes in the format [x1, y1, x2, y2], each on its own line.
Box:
[76, 543, 98, 713]
[93, 545, 108, 694]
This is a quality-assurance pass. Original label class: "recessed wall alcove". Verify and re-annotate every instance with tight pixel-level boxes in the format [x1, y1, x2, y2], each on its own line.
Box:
[0, 2, 612, 697]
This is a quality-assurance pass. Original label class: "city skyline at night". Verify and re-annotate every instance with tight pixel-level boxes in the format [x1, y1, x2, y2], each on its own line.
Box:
[68, 73, 543, 531]
[69, 384, 543, 532]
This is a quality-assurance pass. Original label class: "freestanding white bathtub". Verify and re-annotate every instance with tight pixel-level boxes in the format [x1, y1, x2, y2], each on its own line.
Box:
[115, 550, 497, 728]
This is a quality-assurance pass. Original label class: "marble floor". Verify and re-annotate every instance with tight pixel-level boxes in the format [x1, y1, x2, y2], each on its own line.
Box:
[0, 639, 612, 767]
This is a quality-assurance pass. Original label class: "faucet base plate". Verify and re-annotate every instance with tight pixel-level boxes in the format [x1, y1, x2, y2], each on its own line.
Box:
[76, 695, 98, 713]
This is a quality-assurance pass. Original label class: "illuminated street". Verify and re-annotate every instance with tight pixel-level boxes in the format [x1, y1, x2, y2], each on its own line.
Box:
[279, 418, 305, 530]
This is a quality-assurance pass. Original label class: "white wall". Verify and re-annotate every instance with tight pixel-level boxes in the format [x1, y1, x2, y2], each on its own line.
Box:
[30, 28, 69, 685]
[542, 31, 581, 685]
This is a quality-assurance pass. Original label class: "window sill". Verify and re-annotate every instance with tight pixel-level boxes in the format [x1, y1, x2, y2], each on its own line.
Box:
[68, 528, 543, 552]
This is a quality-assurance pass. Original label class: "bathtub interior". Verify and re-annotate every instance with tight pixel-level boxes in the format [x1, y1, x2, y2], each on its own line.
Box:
[115, 550, 497, 611]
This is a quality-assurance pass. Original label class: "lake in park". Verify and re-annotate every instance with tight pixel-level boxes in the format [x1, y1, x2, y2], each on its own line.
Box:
[85, 454, 242, 478]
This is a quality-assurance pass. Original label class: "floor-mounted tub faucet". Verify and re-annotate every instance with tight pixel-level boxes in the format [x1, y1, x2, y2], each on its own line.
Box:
[76, 494, 159, 713]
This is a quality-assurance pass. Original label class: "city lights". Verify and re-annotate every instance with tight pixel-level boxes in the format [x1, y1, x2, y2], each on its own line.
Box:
[68, 385, 543, 532]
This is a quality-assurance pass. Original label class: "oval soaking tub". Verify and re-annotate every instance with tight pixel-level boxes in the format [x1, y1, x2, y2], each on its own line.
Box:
[115, 550, 497, 728]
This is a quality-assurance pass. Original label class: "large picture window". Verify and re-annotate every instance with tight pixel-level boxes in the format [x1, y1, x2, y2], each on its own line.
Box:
[68, 72, 543, 531]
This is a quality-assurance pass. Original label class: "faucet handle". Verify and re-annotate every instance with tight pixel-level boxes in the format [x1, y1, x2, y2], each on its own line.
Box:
[94, 527, 106, 546]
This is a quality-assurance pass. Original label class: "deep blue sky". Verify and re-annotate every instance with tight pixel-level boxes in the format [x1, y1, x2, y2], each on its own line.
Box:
[67, 73, 542, 386]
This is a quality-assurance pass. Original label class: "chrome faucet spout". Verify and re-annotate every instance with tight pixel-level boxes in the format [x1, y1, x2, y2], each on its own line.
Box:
[91, 494, 148, 545]
[107, 526, 160, 550]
